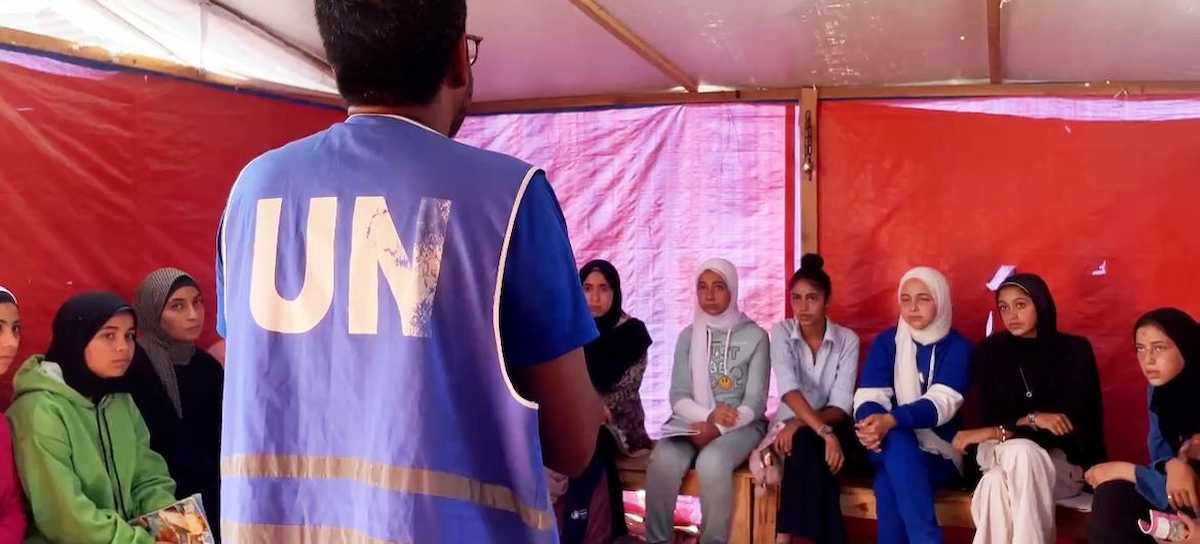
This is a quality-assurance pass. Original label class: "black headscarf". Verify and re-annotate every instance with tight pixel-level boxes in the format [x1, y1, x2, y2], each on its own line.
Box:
[579, 260, 652, 393]
[1138, 308, 1200, 452]
[1000, 274, 1058, 338]
[968, 273, 1107, 469]
[45, 292, 138, 402]
[581, 260, 624, 333]
[0, 287, 16, 306]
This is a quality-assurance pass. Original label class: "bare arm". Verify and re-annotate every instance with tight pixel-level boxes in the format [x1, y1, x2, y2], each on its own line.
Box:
[781, 391, 830, 431]
[511, 347, 604, 477]
[819, 406, 849, 426]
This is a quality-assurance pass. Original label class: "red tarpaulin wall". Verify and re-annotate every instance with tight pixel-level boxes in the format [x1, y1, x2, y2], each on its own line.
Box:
[819, 100, 1200, 463]
[0, 48, 343, 402]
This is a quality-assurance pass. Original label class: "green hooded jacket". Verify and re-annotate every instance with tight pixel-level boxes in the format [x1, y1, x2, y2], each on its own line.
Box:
[7, 356, 177, 544]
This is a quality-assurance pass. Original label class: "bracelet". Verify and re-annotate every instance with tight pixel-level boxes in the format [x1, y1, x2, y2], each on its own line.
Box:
[1027, 412, 1038, 427]
[998, 425, 1009, 442]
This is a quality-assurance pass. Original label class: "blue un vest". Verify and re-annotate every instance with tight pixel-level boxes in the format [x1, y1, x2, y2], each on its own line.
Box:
[218, 115, 555, 543]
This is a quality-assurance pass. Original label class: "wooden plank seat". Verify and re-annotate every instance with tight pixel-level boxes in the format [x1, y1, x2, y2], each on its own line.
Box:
[837, 477, 1090, 542]
[617, 455, 1090, 543]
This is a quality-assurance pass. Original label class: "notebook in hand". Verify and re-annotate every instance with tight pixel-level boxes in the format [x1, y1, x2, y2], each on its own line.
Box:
[659, 420, 702, 439]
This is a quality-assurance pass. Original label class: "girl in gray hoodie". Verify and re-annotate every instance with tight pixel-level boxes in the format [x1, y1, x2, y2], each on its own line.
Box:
[643, 258, 770, 544]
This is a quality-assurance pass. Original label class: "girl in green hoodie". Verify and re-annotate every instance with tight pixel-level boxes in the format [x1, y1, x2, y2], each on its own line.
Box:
[7, 292, 177, 544]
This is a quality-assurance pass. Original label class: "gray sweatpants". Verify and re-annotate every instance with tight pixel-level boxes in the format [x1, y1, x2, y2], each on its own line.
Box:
[643, 424, 765, 544]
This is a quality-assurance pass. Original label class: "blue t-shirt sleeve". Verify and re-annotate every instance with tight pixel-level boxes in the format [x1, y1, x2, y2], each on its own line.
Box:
[499, 173, 598, 368]
[215, 217, 227, 338]
[1136, 407, 1173, 510]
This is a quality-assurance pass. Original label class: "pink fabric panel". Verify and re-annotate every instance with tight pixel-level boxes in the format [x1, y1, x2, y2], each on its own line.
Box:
[459, 104, 789, 433]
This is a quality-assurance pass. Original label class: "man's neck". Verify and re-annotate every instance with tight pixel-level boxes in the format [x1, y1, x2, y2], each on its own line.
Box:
[348, 105, 449, 136]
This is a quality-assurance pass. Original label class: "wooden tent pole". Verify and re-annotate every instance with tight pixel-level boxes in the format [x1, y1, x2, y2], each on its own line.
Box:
[799, 88, 819, 255]
[986, 0, 1004, 83]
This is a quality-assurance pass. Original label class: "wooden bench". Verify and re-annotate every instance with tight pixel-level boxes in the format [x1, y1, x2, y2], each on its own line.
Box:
[618, 457, 1091, 543]
[812, 479, 1088, 542]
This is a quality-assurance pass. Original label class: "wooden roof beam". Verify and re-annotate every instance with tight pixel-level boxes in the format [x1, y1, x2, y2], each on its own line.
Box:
[0, 27, 344, 107]
[568, 0, 699, 93]
[469, 81, 1200, 114]
[208, 0, 332, 74]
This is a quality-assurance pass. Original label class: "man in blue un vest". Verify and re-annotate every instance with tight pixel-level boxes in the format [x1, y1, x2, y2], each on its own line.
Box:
[215, 1, 604, 541]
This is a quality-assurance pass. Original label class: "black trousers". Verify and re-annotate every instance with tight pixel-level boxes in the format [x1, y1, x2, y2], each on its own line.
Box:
[776, 427, 846, 544]
[1088, 480, 1156, 544]
[561, 428, 626, 543]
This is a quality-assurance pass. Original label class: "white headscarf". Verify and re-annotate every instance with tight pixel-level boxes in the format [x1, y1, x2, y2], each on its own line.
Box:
[894, 266, 962, 470]
[689, 259, 752, 410]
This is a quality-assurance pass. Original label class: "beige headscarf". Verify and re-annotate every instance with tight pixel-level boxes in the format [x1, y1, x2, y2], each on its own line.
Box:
[135, 267, 199, 417]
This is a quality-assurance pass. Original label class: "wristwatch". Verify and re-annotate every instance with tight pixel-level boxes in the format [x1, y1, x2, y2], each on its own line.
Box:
[817, 425, 834, 437]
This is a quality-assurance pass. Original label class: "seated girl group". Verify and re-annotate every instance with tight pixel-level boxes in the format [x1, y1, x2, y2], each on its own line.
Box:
[567, 255, 1200, 544]
[0, 257, 1193, 544]
[0, 268, 223, 543]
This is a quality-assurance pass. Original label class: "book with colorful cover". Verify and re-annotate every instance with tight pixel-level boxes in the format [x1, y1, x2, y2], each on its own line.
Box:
[1139, 509, 1190, 542]
[131, 494, 215, 544]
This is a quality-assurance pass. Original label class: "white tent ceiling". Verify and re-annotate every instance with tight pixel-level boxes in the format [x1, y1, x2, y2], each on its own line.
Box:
[4, 0, 1200, 102]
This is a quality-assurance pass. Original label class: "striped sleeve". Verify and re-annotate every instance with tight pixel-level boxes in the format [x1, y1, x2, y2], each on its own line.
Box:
[893, 337, 971, 429]
[854, 331, 896, 421]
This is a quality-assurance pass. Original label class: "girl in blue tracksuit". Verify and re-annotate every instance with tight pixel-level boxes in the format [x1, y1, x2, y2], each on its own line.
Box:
[853, 267, 972, 544]
[1086, 308, 1200, 544]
